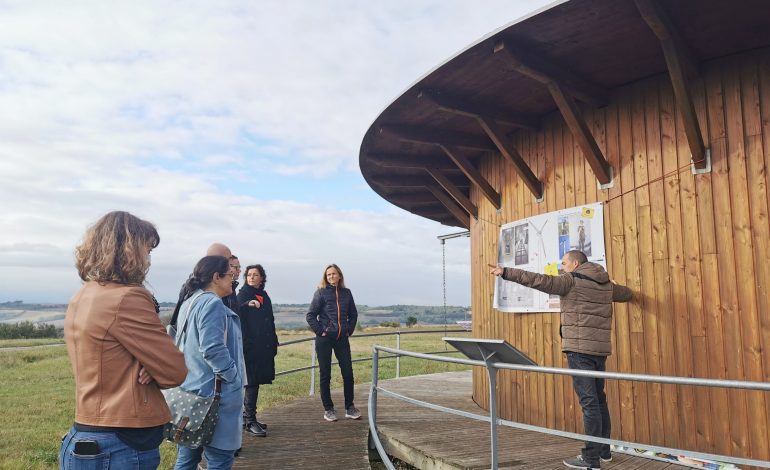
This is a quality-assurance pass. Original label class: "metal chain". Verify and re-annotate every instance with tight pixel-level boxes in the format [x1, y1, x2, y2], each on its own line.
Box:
[442, 239, 448, 346]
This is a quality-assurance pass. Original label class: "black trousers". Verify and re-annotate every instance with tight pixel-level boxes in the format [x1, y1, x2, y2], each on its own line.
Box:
[566, 352, 610, 465]
[243, 384, 260, 424]
[315, 335, 354, 411]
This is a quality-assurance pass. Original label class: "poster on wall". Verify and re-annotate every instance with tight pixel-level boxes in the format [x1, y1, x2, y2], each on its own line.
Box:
[493, 202, 606, 313]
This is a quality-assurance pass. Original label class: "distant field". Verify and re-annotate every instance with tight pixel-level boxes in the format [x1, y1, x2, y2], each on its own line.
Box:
[0, 326, 471, 469]
[0, 338, 64, 348]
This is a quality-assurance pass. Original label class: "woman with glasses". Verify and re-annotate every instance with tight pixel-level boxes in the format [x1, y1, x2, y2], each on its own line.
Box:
[305, 264, 360, 422]
[237, 264, 278, 437]
[60, 211, 187, 469]
[169, 256, 245, 470]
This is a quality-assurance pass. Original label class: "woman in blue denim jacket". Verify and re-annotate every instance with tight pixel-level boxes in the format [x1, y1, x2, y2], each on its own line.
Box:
[170, 256, 245, 470]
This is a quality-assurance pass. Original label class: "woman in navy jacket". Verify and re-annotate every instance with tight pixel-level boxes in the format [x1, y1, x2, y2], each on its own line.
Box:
[306, 264, 360, 422]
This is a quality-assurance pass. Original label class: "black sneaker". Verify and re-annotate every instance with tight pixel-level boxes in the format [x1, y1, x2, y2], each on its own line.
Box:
[256, 420, 268, 430]
[245, 421, 267, 437]
[563, 455, 599, 470]
[600, 453, 612, 462]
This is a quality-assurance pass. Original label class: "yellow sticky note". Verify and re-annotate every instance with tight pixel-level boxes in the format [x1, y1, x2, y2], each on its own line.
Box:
[544, 263, 559, 276]
[582, 207, 594, 218]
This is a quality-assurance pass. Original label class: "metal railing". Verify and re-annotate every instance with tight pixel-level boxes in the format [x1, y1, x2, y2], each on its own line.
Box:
[368, 344, 770, 470]
[274, 328, 470, 396]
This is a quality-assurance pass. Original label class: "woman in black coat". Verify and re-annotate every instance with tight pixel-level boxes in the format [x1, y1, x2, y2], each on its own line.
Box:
[237, 264, 278, 437]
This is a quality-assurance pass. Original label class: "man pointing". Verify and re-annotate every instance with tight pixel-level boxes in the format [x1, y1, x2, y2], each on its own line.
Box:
[490, 250, 632, 470]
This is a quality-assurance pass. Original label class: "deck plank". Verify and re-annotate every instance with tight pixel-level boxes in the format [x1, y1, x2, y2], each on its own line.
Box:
[232, 371, 678, 469]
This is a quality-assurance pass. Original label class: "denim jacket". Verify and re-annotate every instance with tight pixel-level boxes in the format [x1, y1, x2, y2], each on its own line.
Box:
[175, 290, 245, 449]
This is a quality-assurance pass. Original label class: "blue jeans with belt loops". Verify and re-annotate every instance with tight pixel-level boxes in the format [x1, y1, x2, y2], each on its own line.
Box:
[59, 427, 160, 469]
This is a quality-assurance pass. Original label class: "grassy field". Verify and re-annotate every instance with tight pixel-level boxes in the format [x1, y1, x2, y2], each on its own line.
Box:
[0, 338, 64, 348]
[0, 327, 470, 469]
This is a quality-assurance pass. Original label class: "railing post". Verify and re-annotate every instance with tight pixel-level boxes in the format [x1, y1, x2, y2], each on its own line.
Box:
[309, 340, 316, 396]
[396, 332, 401, 379]
[371, 347, 379, 426]
[487, 365, 499, 470]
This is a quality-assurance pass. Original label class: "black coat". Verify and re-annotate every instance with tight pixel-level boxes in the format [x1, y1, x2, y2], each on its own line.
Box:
[237, 284, 277, 385]
[306, 285, 358, 339]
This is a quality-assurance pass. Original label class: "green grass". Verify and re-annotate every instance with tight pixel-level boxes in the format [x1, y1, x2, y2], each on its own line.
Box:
[0, 338, 64, 348]
[0, 327, 470, 469]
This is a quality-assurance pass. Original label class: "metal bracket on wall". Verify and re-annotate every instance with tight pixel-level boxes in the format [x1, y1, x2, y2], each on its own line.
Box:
[691, 148, 712, 175]
[597, 166, 615, 190]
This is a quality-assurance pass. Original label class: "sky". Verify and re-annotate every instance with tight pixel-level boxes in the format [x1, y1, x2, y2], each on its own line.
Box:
[0, 0, 553, 306]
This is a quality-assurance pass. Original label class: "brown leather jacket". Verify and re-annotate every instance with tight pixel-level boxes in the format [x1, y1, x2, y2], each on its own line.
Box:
[65, 282, 187, 427]
[502, 262, 632, 356]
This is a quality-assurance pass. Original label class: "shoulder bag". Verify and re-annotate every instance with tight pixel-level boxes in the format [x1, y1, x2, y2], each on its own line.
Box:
[162, 292, 227, 448]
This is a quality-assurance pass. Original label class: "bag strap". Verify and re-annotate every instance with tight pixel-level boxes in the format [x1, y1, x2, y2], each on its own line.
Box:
[175, 291, 208, 348]
[214, 311, 229, 397]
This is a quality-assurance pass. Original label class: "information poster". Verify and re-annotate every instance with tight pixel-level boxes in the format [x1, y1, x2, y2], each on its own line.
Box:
[494, 202, 606, 312]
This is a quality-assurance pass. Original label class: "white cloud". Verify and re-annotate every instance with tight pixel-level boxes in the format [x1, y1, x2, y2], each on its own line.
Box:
[0, 0, 552, 305]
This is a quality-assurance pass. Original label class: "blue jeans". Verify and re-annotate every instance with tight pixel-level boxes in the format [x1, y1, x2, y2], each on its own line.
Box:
[59, 427, 160, 469]
[566, 352, 611, 465]
[174, 445, 235, 470]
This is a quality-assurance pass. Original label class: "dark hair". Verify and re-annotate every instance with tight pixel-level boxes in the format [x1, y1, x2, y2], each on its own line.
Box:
[565, 250, 588, 265]
[170, 255, 230, 325]
[75, 211, 159, 284]
[244, 264, 267, 289]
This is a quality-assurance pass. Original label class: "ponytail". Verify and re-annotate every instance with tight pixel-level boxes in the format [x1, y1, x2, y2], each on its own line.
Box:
[169, 255, 230, 326]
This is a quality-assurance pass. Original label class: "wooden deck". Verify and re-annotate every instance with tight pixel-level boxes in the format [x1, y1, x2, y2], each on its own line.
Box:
[234, 371, 678, 469]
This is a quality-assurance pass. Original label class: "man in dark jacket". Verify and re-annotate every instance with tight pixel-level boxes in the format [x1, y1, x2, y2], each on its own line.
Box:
[490, 250, 632, 470]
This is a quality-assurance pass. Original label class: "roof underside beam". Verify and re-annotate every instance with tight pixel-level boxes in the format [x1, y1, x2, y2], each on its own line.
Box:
[547, 81, 613, 184]
[439, 144, 501, 209]
[635, 0, 708, 171]
[418, 89, 539, 130]
[380, 124, 496, 152]
[424, 166, 478, 219]
[493, 39, 613, 186]
[367, 152, 458, 171]
[370, 175, 468, 189]
[476, 115, 544, 200]
[426, 184, 471, 229]
[493, 39, 609, 107]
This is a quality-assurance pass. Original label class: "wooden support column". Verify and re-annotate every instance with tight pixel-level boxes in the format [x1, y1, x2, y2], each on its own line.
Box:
[424, 167, 478, 219]
[426, 184, 471, 229]
[635, 0, 709, 171]
[439, 144, 501, 210]
[548, 81, 613, 184]
[476, 115, 544, 200]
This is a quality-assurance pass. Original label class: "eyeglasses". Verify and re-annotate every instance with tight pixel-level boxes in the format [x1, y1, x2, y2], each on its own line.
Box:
[219, 272, 235, 280]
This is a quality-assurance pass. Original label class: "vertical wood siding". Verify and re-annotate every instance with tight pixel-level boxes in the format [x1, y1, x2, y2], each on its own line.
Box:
[469, 48, 770, 460]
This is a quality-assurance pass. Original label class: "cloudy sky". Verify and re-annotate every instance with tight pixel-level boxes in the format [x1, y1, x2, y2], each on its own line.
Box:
[0, 0, 553, 306]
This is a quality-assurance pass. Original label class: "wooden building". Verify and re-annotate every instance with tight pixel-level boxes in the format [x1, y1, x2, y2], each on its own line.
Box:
[358, 0, 770, 462]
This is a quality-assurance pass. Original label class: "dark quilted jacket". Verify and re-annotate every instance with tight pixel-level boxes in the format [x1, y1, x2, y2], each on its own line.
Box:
[306, 285, 358, 340]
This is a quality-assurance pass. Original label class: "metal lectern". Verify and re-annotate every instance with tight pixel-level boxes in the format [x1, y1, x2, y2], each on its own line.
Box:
[443, 337, 537, 470]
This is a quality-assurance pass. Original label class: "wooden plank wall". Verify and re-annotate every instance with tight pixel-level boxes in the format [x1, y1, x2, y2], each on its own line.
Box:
[469, 47, 770, 461]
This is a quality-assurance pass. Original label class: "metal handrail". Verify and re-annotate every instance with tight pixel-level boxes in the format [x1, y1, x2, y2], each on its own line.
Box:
[274, 328, 470, 395]
[368, 345, 770, 470]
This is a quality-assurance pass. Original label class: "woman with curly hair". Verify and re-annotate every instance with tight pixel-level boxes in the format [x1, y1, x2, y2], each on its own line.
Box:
[60, 211, 187, 469]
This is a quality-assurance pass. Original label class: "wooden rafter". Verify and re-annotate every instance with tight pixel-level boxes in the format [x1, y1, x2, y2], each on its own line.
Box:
[635, 0, 708, 171]
[386, 192, 438, 206]
[370, 175, 469, 189]
[547, 81, 613, 184]
[418, 89, 539, 130]
[426, 184, 471, 229]
[476, 115, 544, 199]
[424, 167, 478, 218]
[439, 144, 501, 209]
[493, 39, 608, 108]
[380, 124, 496, 152]
[367, 152, 456, 171]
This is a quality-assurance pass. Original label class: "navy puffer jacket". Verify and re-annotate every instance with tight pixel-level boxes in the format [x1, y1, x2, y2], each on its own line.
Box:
[306, 285, 358, 339]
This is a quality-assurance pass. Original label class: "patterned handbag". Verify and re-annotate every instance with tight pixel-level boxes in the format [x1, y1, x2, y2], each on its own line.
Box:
[162, 292, 226, 448]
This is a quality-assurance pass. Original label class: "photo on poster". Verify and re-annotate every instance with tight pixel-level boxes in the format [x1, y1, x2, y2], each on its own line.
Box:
[501, 227, 514, 264]
[558, 212, 592, 258]
[513, 223, 529, 266]
[497, 277, 535, 309]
